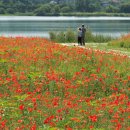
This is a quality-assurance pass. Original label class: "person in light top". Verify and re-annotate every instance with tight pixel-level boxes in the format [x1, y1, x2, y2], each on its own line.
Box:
[77, 27, 82, 46]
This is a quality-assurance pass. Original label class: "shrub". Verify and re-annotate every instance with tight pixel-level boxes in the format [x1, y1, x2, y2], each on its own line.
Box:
[65, 29, 76, 43]
[85, 29, 93, 42]
[120, 41, 125, 47]
[124, 41, 130, 48]
[49, 32, 57, 42]
[108, 33, 130, 48]
[57, 32, 66, 43]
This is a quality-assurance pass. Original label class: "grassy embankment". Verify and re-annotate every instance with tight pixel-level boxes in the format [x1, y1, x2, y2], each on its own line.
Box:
[0, 37, 130, 129]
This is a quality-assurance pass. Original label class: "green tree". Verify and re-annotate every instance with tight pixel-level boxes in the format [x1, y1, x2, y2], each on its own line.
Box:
[34, 4, 51, 16]
[106, 5, 119, 13]
[61, 6, 71, 13]
[6, 8, 15, 14]
[120, 3, 130, 13]
[75, 0, 101, 12]
[51, 5, 60, 15]
[0, 7, 5, 14]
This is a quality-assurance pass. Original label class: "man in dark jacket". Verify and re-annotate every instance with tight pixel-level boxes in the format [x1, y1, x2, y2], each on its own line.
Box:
[81, 24, 86, 46]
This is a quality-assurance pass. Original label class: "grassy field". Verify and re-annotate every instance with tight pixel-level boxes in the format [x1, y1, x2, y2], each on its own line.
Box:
[86, 43, 130, 57]
[0, 37, 130, 130]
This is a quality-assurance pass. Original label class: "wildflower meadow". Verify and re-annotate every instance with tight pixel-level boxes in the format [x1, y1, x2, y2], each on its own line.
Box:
[0, 37, 130, 130]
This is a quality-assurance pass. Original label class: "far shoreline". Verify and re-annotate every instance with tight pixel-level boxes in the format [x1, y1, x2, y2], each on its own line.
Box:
[0, 12, 130, 17]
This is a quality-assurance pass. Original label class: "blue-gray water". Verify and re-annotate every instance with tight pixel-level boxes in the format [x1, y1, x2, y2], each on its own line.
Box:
[0, 16, 130, 38]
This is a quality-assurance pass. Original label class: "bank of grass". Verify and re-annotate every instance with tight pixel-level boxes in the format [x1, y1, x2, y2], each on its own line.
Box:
[86, 43, 130, 57]
[49, 29, 114, 43]
[108, 33, 130, 49]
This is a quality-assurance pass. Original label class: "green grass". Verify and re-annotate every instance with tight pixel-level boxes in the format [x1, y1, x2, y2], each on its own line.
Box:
[86, 43, 130, 56]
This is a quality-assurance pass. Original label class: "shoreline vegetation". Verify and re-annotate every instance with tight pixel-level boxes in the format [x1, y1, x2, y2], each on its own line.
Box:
[49, 30, 130, 54]
[1, 13, 130, 17]
[60, 12, 130, 17]
[49, 29, 115, 43]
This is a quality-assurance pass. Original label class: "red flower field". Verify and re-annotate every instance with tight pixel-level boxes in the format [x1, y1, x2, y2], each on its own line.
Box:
[0, 37, 130, 130]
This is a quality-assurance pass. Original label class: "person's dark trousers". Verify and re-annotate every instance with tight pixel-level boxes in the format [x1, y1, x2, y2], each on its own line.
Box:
[78, 37, 82, 45]
[82, 36, 85, 46]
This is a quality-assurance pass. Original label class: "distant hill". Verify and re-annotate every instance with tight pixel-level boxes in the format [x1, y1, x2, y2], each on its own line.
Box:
[0, 0, 130, 15]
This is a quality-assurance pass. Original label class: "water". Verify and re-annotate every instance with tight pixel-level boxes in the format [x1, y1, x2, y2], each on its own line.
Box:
[0, 16, 130, 38]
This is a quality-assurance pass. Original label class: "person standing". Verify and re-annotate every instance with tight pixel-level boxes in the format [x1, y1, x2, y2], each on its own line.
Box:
[77, 28, 82, 46]
[81, 24, 86, 46]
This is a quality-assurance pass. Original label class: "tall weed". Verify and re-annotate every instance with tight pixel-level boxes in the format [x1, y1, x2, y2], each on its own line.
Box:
[49, 28, 114, 43]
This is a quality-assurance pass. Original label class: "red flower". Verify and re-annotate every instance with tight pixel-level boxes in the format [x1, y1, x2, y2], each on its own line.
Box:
[89, 115, 98, 122]
[18, 120, 23, 123]
[44, 115, 55, 124]
[28, 107, 33, 113]
[66, 127, 73, 130]
[90, 125, 94, 129]
[30, 124, 36, 130]
[32, 98, 36, 103]
[127, 101, 130, 106]
[81, 67, 85, 72]
[128, 76, 130, 80]
[19, 104, 24, 111]
[1, 120, 6, 128]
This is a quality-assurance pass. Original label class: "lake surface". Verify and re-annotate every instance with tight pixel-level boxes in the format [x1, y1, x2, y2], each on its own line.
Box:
[0, 16, 130, 38]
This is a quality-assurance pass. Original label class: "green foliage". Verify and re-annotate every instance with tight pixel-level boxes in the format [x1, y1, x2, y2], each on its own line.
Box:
[34, 4, 51, 16]
[6, 8, 15, 14]
[88, 28, 114, 43]
[92, 34, 113, 43]
[61, 6, 71, 13]
[0, 7, 5, 14]
[106, 6, 119, 13]
[51, 5, 60, 15]
[49, 32, 57, 42]
[108, 34, 130, 48]
[49, 28, 114, 43]
[49, 29, 76, 43]
[65, 29, 76, 43]
[0, 0, 130, 16]
[85, 29, 93, 42]
[120, 2, 130, 13]
[57, 32, 66, 43]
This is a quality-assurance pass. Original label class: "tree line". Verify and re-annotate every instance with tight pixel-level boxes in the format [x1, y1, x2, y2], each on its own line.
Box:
[0, 0, 130, 15]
